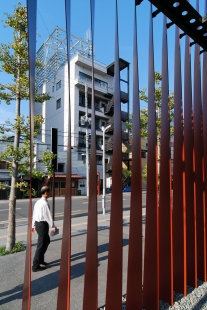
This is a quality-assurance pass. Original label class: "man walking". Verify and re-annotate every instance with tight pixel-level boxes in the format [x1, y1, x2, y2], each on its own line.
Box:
[32, 186, 56, 272]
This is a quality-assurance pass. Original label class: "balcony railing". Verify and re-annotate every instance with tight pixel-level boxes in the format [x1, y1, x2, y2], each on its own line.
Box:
[76, 74, 108, 92]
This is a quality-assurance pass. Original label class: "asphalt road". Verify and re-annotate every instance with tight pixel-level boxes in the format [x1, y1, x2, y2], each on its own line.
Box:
[0, 191, 146, 227]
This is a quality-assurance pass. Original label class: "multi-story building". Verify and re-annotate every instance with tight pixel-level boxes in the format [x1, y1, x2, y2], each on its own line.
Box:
[35, 27, 130, 192]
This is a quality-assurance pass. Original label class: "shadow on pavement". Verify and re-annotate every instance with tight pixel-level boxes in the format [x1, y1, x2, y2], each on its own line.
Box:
[0, 238, 129, 306]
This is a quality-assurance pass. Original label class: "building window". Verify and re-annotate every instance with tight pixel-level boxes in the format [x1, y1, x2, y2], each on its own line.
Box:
[78, 153, 82, 161]
[79, 72, 108, 90]
[56, 98, 61, 109]
[57, 163, 64, 172]
[0, 161, 7, 169]
[56, 80, 61, 90]
[60, 181, 66, 188]
[141, 150, 146, 158]
[96, 155, 102, 165]
[52, 85, 54, 92]
[79, 93, 85, 107]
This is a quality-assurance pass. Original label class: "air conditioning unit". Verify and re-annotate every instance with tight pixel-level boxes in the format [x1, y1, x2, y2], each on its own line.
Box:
[80, 116, 86, 126]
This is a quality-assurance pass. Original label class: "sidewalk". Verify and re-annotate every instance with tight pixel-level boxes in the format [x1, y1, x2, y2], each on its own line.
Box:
[0, 211, 131, 310]
[2, 210, 207, 310]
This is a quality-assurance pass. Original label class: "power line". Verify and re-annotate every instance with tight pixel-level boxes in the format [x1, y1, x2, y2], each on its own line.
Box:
[37, 9, 51, 36]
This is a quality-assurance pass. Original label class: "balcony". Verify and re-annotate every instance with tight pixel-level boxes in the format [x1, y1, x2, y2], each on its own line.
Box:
[73, 53, 107, 75]
[74, 75, 108, 95]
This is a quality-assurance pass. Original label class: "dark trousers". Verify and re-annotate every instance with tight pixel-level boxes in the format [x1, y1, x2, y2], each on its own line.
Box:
[32, 221, 50, 270]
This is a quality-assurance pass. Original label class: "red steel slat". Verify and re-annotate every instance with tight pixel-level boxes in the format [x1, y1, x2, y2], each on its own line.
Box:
[159, 14, 173, 306]
[142, 4, 159, 310]
[193, 0, 206, 282]
[202, 0, 207, 273]
[126, 3, 142, 310]
[56, 1, 72, 309]
[22, 1, 37, 309]
[82, 0, 98, 309]
[173, 25, 187, 296]
[184, 33, 197, 288]
[105, 1, 123, 309]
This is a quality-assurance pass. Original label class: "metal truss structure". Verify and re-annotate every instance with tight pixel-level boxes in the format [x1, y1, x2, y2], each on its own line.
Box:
[140, 0, 207, 51]
[36, 26, 92, 89]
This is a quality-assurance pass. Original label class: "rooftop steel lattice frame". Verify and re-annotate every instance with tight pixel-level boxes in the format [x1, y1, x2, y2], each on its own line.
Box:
[137, 0, 207, 51]
[36, 26, 92, 89]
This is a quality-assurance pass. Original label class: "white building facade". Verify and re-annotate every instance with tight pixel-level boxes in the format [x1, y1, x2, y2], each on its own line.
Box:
[35, 52, 115, 193]
[35, 28, 130, 195]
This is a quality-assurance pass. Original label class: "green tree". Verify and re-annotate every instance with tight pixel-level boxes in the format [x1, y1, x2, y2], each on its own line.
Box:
[125, 72, 174, 178]
[0, 3, 54, 251]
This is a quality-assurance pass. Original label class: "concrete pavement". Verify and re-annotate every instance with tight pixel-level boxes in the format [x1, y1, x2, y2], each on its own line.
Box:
[0, 210, 136, 310]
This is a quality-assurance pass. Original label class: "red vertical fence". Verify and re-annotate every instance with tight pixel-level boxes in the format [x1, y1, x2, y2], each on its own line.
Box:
[193, 0, 206, 283]
[159, 14, 173, 306]
[173, 25, 187, 296]
[82, 0, 98, 309]
[126, 3, 142, 310]
[184, 32, 197, 288]
[22, 1, 37, 309]
[105, 1, 123, 309]
[56, 1, 72, 309]
[203, 0, 207, 274]
[143, 4, 159, 310]
[22, 1, 207, 309]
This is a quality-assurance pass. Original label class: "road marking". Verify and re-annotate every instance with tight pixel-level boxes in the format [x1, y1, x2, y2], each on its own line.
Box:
[0, 210, 84, 224]
[0, 208, 21, 212]
[0, 215, 130, 239]
[83, 198, 126, 204]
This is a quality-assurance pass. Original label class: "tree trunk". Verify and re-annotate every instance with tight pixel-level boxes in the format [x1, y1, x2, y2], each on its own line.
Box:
[6, 96, 20, 251]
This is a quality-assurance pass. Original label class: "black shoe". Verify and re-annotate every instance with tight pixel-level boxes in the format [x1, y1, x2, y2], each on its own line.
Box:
[40, 262, 48, 266]
[32, 266, 46, 272]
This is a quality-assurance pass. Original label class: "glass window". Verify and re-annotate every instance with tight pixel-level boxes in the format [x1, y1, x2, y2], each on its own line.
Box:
[56, 80, 61, 90]
[55, 182, 59, 189]
[58, 163, 64, 172]
[79, 72, 108, 90]
[78, 153, 82, 161]
[79, 93, 85, 107]
[96, 155, 102, 165]
[141, 150, 146, 158]
[52, 85, 54, 92]
[0, 161, 7, 169]
[56, 98, 61, 109]
[60, 182, 66, 188]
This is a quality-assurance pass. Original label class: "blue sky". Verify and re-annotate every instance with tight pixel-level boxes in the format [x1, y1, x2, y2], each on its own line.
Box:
[0, 0, 205, 124]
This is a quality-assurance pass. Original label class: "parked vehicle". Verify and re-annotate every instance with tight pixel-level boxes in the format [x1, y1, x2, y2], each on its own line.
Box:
[123, 186, 131, 192]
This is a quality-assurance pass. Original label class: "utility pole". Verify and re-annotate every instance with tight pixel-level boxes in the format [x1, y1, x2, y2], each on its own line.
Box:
[80, 84, 91, 196]
[51, 128, 58, 220]
[85, 83, 89, 196]
[102, 124, 111, 215]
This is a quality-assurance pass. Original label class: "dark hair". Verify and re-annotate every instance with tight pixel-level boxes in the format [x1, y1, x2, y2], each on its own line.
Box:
[40, 187, 50, 195]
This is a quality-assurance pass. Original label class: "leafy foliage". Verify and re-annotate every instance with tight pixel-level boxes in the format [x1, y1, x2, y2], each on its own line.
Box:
[0, 3, 54, 197]
[0, 241, 25, 256]
[122, 168, 132, 178]
[0, 116, 56, 196]
[0, 3, 50, 104]
[125, 72, 174, 138]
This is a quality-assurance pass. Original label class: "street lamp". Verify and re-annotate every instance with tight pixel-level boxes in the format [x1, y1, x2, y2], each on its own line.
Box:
[102, 124, 111, 215]
[80, 83, 91, 196]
